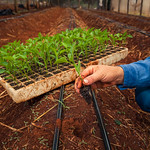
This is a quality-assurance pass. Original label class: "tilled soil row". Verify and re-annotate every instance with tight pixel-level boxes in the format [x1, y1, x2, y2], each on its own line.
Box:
[0, 7, 65, 46]
[89, 9, 150, 32]
[75, 9, 150, 61]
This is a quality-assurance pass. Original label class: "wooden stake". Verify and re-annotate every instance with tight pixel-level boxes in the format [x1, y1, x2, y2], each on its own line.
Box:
[88, 0, 90, 9]
[134, 0, 138, 11]
[36, 0, 39, 9]
[78, 0, 81, 8]
[27, 0, 30, 10]
[118, 0, 121, 13]
[68, 0, 70, 7]
[57, 0, 60, 6]
[97, 0, 100, 10]
[14, 0, 18, 13]
[105, 0, 108, 10]
[107, 0, 112, 10]
[140, 0, 143, 16]
[127, 0, 129, 14]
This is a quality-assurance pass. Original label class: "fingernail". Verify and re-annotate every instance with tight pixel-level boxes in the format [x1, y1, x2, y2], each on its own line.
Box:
[83, 79, 88, 84]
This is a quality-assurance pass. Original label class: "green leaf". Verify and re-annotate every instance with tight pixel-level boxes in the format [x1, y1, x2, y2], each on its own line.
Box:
[0, 62, 8, 67]
[54, 57, 68, 64]
[67, 53, 72, 62]
[0, 69, 6, 74]
[5, 76, 12, 80]
[76, 60, 81, 75]
[114, 119, 122, 126]
[38, 32, 43, 38]
[3, 56, 13, 61]
[127, 34, 133, 38]
[59, 49, 67, 55]
[50, 54, 55, 59]
[37, 61, 44, 66]
[70, 42, 76, 54]
[61, 42, 71, 49]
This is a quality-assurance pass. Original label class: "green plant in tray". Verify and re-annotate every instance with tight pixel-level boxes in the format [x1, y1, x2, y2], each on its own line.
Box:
[67, 42, 82, 80]
[0, 27, 132, 83]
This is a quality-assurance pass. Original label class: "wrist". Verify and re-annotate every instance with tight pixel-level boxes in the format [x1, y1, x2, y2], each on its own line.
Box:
[116, 66, 124, 84]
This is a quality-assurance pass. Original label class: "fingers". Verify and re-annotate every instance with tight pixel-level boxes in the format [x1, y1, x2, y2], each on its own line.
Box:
[83, 72, 100, 85]
[82, 66, 102, 85]
[75, 65, 124, 93]
[75, 65, 99, 93]
[81, 65, 95, 78]
[81, 65, 99, 85]
[75, 77, 82, 93]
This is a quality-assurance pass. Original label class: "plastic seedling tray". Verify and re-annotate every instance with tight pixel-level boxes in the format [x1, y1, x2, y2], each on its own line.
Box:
[0, 46, 128, 103]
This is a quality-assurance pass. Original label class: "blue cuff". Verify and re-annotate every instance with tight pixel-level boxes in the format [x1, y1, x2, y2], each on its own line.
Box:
[117, 64, 136, 90]
[119, 64, 137, 88]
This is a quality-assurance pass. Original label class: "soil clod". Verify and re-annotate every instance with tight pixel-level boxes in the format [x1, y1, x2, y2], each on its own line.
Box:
[80, 85, 92, 104]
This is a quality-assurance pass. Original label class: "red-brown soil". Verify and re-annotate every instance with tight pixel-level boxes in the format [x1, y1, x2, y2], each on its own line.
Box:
[0, 7, 150, 150]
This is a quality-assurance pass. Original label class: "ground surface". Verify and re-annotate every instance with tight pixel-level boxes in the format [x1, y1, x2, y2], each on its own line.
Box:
[0, 7, 150, 150]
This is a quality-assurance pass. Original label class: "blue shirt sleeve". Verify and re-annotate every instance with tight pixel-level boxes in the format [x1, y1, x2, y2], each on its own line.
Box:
[118, 57, 150, 89]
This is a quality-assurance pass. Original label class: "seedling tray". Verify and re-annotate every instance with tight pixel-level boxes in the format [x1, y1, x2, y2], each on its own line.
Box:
[0, 46, 128, 103]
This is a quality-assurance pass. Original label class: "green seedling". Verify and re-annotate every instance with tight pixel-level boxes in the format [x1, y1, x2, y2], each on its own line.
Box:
[0, 27, 132, 83]
[38, 136, 49, 147]
[52, 42, 68, 69]
[120, 31, 133, 44]
[114, 119, 122, 126]
[79, 140, 87, 145]
[56, 99, 70, 109]
[67, 42, 83, 80]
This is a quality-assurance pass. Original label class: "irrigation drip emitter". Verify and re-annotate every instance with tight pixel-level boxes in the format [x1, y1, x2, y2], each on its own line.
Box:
[91, 89, 112, 150]
[52, 85, 64, 150]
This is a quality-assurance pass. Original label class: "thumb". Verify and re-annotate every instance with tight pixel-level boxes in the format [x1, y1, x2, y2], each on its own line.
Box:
[83, 73, 100, 85]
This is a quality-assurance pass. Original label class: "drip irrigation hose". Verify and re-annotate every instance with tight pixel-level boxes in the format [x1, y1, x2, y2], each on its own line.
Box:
[52, 85, 64, 150]
[89, 9, 150, 24]
[0, 9, 48, 22]
[85, 10, 150, 37]
[91, 89, 112, 150]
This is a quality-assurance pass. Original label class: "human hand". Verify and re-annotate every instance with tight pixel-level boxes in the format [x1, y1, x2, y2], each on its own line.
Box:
[75, 65, 124, 93]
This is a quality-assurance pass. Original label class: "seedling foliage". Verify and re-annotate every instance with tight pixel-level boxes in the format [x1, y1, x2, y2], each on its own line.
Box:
[0, 27, 132, 81]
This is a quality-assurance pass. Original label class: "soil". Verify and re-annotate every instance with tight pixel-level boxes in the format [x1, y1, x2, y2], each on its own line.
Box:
[0, 7, 150, 150]
[80, 86, 92, 105]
